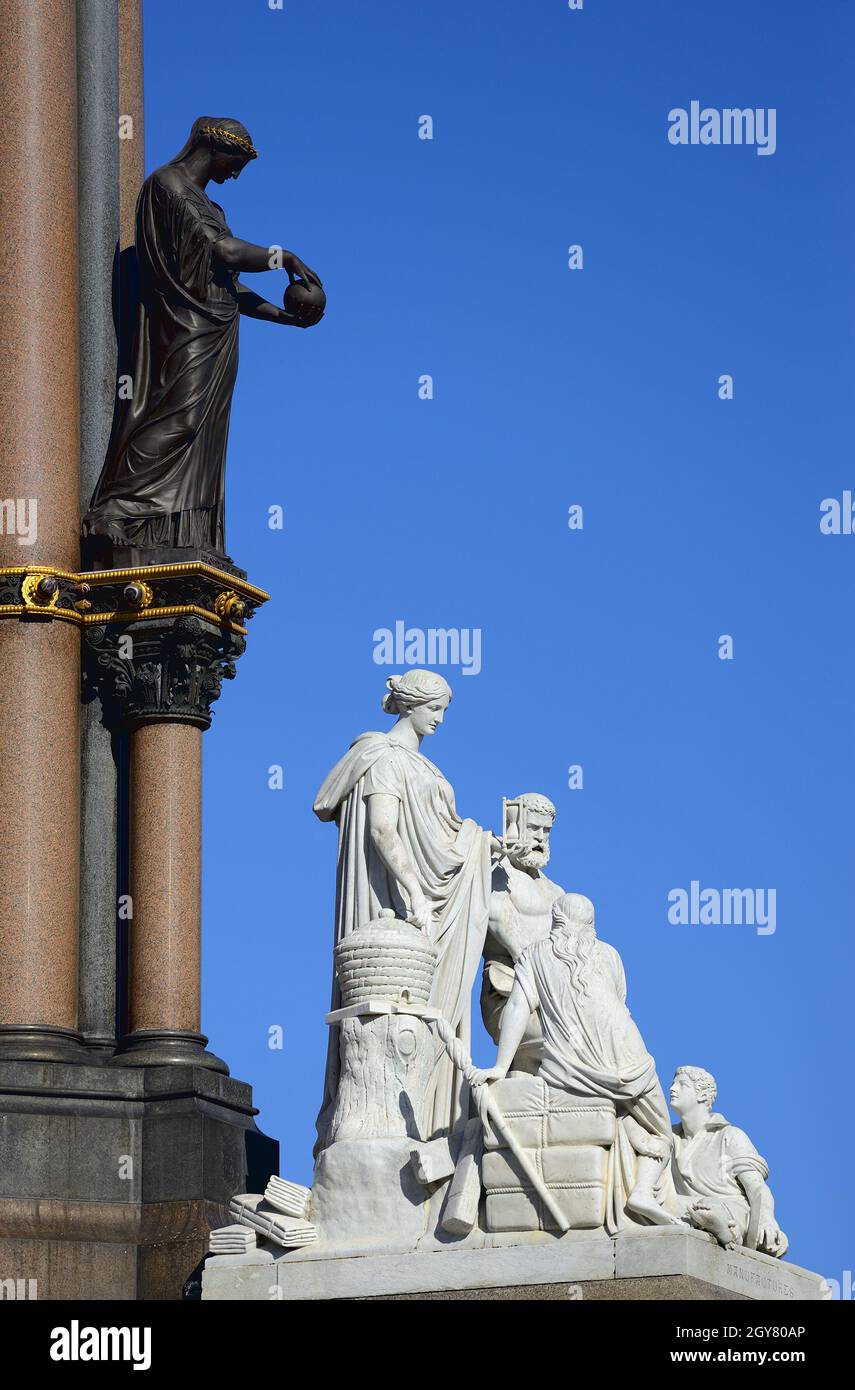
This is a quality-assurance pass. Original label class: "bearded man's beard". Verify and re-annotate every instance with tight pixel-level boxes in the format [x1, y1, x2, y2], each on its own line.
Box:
[513, 844, 550, 870]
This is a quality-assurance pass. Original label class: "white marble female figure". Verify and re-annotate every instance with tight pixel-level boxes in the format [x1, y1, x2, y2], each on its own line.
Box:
[313, 671, 493, 1149]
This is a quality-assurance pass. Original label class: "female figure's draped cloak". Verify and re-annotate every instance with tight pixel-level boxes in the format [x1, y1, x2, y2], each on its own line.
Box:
[313, 732, 492, 1148]
[83, 166, 240, 552]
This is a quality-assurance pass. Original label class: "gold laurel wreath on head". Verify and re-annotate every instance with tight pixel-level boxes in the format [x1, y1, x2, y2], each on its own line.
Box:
[200, 125, 258, 157]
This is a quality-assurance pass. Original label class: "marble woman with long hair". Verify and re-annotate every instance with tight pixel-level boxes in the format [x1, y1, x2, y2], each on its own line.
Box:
[313, 670, 494, 1149]
[486, 892, 676, 1232]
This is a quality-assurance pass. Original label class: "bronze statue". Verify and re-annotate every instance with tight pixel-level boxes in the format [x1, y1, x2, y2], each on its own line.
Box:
[82, 117, 323, 568]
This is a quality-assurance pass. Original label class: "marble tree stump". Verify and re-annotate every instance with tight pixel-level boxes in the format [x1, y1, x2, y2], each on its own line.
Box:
[312, 910, 442, 1246]
[329, 1011, 436, 1144]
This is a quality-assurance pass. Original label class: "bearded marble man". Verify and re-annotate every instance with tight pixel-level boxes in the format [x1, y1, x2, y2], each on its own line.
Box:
[667, 1066, 788, 1256]
[480, 793, 565, 1074]
[484, 893, 676, 1228]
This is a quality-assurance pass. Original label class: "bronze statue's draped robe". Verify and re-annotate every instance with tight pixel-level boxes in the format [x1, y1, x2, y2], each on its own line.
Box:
[83, 166, 240, 552]
[313, 732, 492, 1150]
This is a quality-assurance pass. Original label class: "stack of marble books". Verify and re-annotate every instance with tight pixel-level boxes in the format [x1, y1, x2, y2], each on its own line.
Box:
[209, 1224, 257, 1256]
[264, 1176, 311, 1219]
[229, 1191, 317, 1249]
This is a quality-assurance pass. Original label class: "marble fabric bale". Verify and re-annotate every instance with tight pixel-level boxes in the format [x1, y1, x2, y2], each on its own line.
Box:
[481, 1075, 616, 1233]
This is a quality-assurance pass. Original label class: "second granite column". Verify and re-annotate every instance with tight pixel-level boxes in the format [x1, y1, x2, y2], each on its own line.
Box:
[83, 585, 265, 1073]
[119, 720, 227, 1069]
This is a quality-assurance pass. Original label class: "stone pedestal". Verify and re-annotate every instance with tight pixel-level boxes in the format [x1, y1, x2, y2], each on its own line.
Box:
[201, 1226, 830, 1302]
[0, 1059, 278, 1300]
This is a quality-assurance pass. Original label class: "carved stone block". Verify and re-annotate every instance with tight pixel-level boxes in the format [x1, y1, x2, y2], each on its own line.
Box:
[312, 1138, 429, 1248]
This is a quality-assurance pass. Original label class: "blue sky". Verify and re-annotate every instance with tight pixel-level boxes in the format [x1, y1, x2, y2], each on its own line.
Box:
[144, 0, 854, 1286]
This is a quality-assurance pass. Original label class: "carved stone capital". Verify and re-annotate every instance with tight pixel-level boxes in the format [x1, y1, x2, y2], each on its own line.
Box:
[79, 562, 268, 732]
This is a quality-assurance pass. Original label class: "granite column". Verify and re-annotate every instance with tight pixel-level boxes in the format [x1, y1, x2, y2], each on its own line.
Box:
[77, 0, 122, 1057]
[0, 0, 83, 1061]
[119, 720, 227, 1070]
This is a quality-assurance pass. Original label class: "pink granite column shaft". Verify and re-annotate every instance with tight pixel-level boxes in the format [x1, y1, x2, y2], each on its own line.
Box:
[119, 0, 145, 253]
[0, 0, 81, 1056]
[128, 723, 202, 1036]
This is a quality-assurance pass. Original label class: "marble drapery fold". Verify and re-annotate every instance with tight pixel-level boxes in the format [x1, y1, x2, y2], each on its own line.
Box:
[515, 936, 673, 1234]
[666, 1114, 769, 1242]
[313, 732, 492, 1148]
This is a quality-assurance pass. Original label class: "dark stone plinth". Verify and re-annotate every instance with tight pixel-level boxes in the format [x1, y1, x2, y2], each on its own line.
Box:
[109, 1028, 228, 1074]
[0, 1025, 89, 1064]
[0, 1059, 278, 1300]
